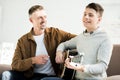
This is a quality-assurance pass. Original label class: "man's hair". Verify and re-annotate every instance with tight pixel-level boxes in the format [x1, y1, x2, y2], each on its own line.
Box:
[28, 5, 44, 16]
[86, 3, 104, 17]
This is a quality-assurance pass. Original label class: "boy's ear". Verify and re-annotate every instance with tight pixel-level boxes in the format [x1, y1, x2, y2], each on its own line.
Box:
[29, 18, 33, 23]
[97, 17, 102, 24]
[98, 17, 102, 22]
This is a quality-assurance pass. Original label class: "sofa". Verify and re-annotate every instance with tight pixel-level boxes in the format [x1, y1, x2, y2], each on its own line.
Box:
[106, 44, 120, 79]
[0, 44, 120, 79]
[0, 64, 11, 74]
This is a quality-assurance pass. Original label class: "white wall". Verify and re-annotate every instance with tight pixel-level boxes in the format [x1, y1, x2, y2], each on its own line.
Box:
[0, 6, 1, 26]
[0, 0, 120, 44]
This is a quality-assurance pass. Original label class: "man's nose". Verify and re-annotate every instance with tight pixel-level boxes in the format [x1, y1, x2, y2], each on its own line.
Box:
[41, 17, 46, 21]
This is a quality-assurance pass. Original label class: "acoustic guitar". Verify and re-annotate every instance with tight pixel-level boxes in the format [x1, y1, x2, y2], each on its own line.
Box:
[60, 49, 84, 80]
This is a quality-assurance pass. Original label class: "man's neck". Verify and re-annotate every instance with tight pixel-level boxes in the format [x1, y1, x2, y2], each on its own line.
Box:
[33, 28, 45, 36]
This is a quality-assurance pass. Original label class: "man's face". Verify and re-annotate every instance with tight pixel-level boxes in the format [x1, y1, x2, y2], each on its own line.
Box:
[82, 8, 101, 30]
[30, 9, 47, 30]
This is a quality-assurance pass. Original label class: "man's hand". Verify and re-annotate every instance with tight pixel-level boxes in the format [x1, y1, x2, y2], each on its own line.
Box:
[55, 51, 64, 63]
[32, 54, 49, 64]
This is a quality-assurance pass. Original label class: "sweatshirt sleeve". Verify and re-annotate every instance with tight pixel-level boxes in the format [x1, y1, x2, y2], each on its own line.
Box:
[84, 39, 113, 74]
[57, 36, 79, 52]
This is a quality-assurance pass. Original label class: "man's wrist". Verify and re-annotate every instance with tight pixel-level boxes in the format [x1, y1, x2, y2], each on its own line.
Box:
[32, 57, 35, 64]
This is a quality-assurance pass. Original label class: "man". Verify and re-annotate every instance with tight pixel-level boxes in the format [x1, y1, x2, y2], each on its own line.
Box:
[1, 5, 76, 80]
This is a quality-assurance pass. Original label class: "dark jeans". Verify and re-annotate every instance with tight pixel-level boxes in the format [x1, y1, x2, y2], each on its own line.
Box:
[1, 70, 61, 80]
[2, 70, 26, 80]
[41, 77, 64, 80]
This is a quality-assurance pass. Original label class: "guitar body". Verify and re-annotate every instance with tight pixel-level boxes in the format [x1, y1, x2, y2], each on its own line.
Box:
[60, 49, 78, 80]
[60, 49, 84, 80]
[62, 68, 75, 80]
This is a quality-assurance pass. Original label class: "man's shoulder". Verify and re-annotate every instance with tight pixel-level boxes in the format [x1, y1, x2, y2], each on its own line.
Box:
[18, 32, 31, 41]
[46, 27, 59, 30]
[45, 27, 60, 33]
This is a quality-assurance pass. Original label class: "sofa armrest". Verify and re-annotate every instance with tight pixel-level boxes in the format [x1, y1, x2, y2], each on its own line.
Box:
[107, 44, 120, 76]
[0, 64, 11, 74]
[106, 75, 120, 80]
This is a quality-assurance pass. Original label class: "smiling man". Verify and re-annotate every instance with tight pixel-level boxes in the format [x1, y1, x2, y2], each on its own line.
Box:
[1, 5, 76, 80]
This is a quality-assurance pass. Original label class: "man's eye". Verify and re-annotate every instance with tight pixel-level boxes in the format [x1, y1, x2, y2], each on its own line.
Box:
[44, 16, 47, 18]
[84, 14, 87, 16]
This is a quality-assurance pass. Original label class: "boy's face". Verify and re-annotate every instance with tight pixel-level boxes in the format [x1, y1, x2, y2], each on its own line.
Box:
[82, 8, 101, 30]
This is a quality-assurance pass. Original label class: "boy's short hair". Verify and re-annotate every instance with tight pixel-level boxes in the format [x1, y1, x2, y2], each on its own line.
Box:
[86, 3, 104, 17]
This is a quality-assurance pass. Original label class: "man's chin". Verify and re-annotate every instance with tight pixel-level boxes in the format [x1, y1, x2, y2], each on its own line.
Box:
[41, 26, 46, 30]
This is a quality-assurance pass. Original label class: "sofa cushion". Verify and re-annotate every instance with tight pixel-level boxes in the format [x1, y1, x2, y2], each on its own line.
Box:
[107, 44, 120, 76]
[106, 75, 120, 80]
[0, 64, 11, 74]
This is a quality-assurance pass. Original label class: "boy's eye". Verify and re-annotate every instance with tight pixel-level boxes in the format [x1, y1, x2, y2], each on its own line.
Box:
[89, 13, 94, 17]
